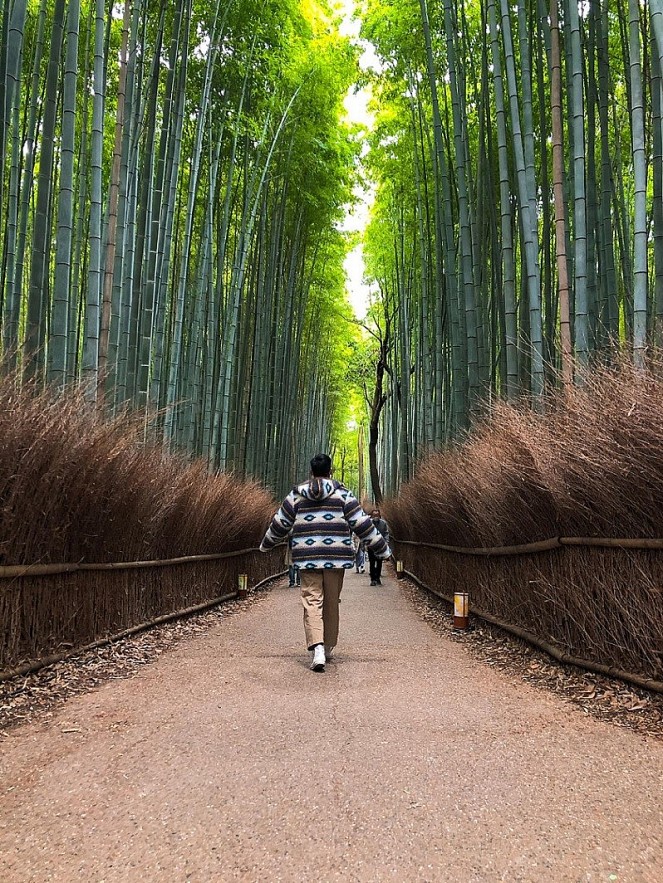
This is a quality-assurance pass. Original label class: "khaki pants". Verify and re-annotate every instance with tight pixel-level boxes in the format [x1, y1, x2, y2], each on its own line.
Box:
[300, 569, 345, 650]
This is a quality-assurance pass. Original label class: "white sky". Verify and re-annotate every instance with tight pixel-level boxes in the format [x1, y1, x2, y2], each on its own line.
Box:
[337, 0, 379, 321]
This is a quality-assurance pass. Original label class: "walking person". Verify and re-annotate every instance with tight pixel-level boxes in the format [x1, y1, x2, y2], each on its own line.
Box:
[353, 533, 365, 573]
[367, 506, 390, 586]
[260, 453, 391, 672]
[285, 540, 300, 587]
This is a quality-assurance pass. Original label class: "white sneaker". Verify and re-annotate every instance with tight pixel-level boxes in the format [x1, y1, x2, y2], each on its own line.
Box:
[310, 644, 326, 672]
[325, 645, 335, 659]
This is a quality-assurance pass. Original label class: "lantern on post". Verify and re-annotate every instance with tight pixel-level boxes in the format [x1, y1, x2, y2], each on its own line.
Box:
[396, 560, 405, 580]
[453, 592, 469, 630]
[238, 573, 248, 600]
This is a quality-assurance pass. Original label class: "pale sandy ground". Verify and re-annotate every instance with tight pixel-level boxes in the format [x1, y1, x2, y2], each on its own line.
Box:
[1, 570, 662, 883]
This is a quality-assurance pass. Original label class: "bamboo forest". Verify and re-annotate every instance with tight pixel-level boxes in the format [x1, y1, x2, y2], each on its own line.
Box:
[1, 0, 663, 498]
[3, 5, 663, 873]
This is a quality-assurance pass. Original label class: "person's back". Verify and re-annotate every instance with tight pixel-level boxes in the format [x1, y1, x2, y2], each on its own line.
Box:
[285, 476, 380, 570]
[260, 454, 391, 671]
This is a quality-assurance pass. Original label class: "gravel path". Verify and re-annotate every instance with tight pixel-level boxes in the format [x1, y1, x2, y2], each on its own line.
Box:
[1, 570, 662, 882]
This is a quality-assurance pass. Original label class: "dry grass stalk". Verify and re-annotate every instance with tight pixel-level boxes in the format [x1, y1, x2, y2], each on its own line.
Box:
[0, 377, 275, 565]
[0, 374, 278, 669]
[385, 357, 663, 679]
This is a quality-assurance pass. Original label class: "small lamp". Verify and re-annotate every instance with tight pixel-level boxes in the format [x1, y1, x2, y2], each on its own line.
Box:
[453, 592, 469, 630]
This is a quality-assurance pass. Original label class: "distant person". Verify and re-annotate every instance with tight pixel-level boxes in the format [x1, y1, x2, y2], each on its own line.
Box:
[353, 533, 365, 573]
[368, 506, 390, 586]
[260, 454, 391, 672]
[285, 540, 300, 587]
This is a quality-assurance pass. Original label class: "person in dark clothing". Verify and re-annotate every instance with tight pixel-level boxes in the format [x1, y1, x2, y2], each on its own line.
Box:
[368, 507, 390, 585]
[286, 540, 300, 587]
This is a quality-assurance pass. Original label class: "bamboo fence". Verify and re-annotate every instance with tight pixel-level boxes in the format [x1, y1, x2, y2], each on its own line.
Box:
[393, 537, 663, 690]
[0, 547, 283, 675]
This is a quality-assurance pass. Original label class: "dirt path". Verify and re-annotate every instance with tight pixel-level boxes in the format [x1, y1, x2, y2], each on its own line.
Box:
[1, 571, 662, 882]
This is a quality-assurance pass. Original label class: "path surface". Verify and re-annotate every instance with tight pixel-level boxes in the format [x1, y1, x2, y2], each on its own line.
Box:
[1, 571, 662, 882]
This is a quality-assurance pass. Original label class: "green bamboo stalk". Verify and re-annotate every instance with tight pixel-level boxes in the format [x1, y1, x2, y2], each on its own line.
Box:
[149, 7, 191, 413]
[67, 4, 94, 384]
[98, 0, 132, 401]
[137, 2, 185, 409]
[125, 9, 164, 401]
[25, 0, 66, 382]
[549, 0, 573, 384]
[82, 0, 107, 395]
[628, 0, 647, 365]
[49, 0, 82, 387]
[2, 2, 28, 258]
[408, 70, 434, 441]
[215, 85, 303, 467]
[0, 0, 9, 231]
[487, 0, 518, 398]
[442, 0, 478, 408]
[517, 0, 539, 289]
[164, 0, 222, 447]
[566, 0, 589, 364]
[418, 0, 464, 434]
[597, 0, 619, 341]
[110, 0, 141, 407]
[651, 22, 663, 344]
[499, 0, 544, 398]
[2, 72, 20, 355]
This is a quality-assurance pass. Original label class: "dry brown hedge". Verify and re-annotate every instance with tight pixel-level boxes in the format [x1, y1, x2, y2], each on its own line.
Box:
[0, 550, 281, 670]
[0, 377, 275, 566]
[0, 376, 280, 670]
[384, 358, 663, 679]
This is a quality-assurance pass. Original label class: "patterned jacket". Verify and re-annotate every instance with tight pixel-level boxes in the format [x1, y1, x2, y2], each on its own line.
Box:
[260, 478, 391, 569]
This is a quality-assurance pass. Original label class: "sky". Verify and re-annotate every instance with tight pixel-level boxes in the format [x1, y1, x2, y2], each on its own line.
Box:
[337, 0, 379, 321]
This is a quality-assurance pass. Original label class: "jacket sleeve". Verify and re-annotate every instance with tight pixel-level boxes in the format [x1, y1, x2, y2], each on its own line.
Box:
[342, 493, 391, 559]
[260, 491, 297, 552]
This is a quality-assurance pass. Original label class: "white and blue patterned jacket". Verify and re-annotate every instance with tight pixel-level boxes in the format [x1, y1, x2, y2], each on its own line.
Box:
[260, 478, 391, 569]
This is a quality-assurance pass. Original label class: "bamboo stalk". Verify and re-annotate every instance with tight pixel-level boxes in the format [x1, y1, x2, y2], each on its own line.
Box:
[549, 0, 573, 385]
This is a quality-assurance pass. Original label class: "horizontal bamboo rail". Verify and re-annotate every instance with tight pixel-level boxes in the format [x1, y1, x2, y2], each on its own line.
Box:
[0, 569, 286, 682]
[561, 537, 663, 549]
[0, 546, 258, 579]
[403, 569, 663, 696]
[394, 536, 663, 555]
[9, 535, 658, 577]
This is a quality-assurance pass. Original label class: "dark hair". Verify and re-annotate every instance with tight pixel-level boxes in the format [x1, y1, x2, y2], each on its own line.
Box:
[310, 453, 332, 477]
